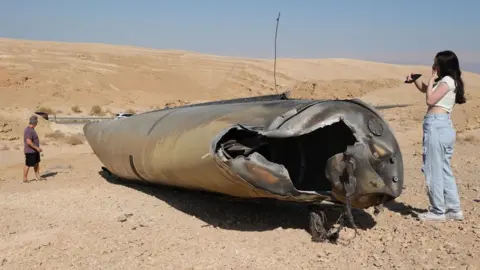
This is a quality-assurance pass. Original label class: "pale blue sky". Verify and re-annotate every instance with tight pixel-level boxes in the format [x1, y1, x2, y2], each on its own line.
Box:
[1, 0, 479, 72]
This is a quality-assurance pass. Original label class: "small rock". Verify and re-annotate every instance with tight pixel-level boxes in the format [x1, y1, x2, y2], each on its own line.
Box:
[382, 235, 393, 242]
[34, 241, 51, 250]
[466, 264, 477, 270]
[316, 252, 326, 258]
[116, 213, 133, 222]
[117, 216, 127, 222]
[373, 260, 383, 267]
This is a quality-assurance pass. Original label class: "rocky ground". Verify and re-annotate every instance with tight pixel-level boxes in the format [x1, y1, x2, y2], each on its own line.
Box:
[1, 38, 480, 269]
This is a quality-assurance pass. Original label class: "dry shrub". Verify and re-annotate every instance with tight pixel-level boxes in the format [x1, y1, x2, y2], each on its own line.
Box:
[45, 130, 85, 145]
[71, 105, 82, 113]
[164, 100, 190, 109]
[65, 134, 85, 145]
[150, 105, 162, 110]
[89, 105, 105, 116]
[0, 145, 9, 151]
[36, 106, 55, 115]
[125, 108, 136, 114]
[45, 130, 65, 140]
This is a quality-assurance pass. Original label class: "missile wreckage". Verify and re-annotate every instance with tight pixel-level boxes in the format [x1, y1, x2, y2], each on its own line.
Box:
[84, 92, 404, 242]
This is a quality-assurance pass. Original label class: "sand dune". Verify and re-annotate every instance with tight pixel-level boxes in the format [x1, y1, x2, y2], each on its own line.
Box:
[1, 38, 480, 269]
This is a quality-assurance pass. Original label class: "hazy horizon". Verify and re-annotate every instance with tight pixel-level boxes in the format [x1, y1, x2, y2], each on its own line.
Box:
[1, 0, 479, 73]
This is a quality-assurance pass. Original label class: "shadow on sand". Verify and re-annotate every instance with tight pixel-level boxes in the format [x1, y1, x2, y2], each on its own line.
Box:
[40, 171, 58, 179]
[384, 200, 427, 218]
[374, 104, 412, 111]
[98, 170, 377, 234]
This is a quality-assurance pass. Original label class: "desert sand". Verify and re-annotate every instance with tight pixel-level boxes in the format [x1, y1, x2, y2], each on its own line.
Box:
[1, 37, 480, 269]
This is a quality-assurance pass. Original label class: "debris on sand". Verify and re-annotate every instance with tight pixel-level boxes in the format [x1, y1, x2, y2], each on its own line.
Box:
[117, 213, 134, 222]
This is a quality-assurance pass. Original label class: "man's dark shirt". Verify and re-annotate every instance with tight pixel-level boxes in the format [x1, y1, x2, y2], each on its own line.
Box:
[24, 126, 39, 154]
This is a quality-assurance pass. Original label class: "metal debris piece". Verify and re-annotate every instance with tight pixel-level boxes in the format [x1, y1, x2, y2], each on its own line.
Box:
[84, 92, 404, 242]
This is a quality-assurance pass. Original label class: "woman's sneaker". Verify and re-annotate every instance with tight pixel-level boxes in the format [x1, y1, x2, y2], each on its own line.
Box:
[446, 210, 464, 221]
[418, 211, 446, 222]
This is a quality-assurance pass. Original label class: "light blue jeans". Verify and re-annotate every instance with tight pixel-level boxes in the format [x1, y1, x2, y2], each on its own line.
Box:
[422, 113, 462, 214]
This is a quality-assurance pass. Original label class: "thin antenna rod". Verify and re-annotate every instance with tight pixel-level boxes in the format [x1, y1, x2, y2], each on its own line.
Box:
[274, 12, 280, 94]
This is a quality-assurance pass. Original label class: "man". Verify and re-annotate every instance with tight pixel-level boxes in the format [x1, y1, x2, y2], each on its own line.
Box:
[23, 115, 43, 182]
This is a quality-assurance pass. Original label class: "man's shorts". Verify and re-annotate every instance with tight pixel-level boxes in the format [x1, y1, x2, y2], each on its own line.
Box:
[25, 152, 40, 167]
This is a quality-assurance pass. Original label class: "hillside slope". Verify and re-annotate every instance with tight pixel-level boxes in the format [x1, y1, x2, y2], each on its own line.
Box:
[1, 38, 480, 269]
[1, 38, 480, 136]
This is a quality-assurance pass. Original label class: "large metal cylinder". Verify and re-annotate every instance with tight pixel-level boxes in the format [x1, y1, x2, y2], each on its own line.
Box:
[84, 94, 404, 209]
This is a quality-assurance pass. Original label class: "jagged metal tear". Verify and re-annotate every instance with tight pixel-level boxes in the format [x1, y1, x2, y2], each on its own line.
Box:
[83, 92, 404, 209]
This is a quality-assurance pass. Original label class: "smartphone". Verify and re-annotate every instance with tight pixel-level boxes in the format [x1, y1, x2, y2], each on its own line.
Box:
[404, 74, 422, 84]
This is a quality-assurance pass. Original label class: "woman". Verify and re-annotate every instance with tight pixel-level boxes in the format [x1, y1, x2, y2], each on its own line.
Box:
[406, 50, 466, 222]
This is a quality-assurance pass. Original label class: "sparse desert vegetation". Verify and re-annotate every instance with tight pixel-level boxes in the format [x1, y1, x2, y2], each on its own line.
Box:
[45, 130, 65, 140]
[89, 105, 105, 116]
[65, 134, 85, 145]
[45, 130, 85, 145]
[125, 108, 135, 114]
[35, 106, 55, 115]
[71, 105, 82, 113]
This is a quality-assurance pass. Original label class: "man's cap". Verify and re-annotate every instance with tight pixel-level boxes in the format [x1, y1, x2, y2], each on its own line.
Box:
[29, 115, 38, 124]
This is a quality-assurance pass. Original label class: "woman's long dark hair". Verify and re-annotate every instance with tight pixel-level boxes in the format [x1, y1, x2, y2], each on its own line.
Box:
[434, 50, 466, 104]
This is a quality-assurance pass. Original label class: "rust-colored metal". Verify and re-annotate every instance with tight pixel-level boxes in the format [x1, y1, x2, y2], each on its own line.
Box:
[84, 92, 404, 210]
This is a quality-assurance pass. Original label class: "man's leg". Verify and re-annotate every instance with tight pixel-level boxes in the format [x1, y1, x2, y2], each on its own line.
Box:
[23, 153, 32, 182]
[23, 166, 30, 182]
[34, 162, 40, 179]
[33, 152, 41, 180]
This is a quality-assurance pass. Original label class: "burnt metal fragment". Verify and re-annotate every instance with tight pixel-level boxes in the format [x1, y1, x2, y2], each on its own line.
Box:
[309, 211, 341, 243]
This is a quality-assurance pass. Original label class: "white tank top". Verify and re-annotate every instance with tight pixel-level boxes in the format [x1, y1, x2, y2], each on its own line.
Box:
[432, 75, 456, 113]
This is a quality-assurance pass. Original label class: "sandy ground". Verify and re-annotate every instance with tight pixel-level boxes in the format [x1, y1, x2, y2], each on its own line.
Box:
[1, 38, 480, 269]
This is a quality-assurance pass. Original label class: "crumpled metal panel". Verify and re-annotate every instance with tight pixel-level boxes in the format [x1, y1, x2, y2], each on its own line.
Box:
[83, 93, 404, 209]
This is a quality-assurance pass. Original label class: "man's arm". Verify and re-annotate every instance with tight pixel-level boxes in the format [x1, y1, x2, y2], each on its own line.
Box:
[26, 138, 42, 152]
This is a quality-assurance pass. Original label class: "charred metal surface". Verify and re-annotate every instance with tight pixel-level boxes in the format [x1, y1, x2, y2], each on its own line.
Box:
[84, 92, 403, 215]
